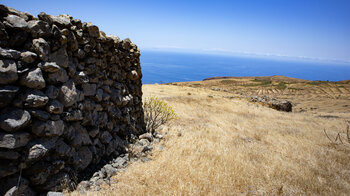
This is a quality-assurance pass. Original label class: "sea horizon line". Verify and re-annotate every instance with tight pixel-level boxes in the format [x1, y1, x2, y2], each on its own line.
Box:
[141, 47, 350, 66]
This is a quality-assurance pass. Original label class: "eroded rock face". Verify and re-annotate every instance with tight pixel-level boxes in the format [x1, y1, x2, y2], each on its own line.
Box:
[0, 150, 20, 160]
[49, 47, 68, 68]
[32, 38, 50, 61]
[40, 172, 70, 191]
[87, 23, 99, 37]
[82, 83, 96, 96]
[31, 120, 64, 137]
[20, 51, 37, 63]
[100, 131, 112, 144]
[38, 62, 60, 73]
[62, 110, 83, 121]
[8, 31, 27, 47]
[0, 132, 31, 149]
[0, 4, 145, 194]
[0, 47, 21, 59]
[28, 109, 50, 121]
[0, 59, 18, 84]
[0, 174, 36, 196]
[21, 89, 49, 108]
[46, 99, 63, 114]
[0, 86, 19, 108]
[24, 160, 64, 186]
[5, 15, 28, 29]
[47, 192, 64, 196]
[27, 143, 49, 162]
[76, 146, 92, 170]
[28, 20, 50, 38]
[57, 80, 77, 107]
[0, 161, 18, 178]
[45, 85, 59, 99]
[128, 70, 139, 80]
[0, 108, 31, 132]
[47, 67, 68, 84]
[19, 68, 46, 89]
[0, 22, 9, 40]
[70, 123, 91, 147]
[51, 15, 72, 27]
[54, 139, 71, 157]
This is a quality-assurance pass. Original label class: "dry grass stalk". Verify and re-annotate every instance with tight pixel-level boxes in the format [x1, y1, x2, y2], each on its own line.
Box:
[324, 124, 350, 145]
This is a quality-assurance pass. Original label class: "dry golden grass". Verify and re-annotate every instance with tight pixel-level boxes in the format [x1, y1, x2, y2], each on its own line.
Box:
[72, 84, 350, 196]
[175, 76, 350, 117]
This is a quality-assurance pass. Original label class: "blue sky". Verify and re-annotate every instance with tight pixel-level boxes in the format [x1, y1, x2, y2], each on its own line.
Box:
[2, 0, 350, 62]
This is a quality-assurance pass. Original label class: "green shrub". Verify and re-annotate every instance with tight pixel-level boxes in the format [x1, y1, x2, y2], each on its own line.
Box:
[220, 80, 235, 84]
[254, 78, 271, 83]
[276, 82, 287, 90]
[143, 96, 176, 134]
[252, 79, 272, 85]
[308, 80, 328, 85]
[191, 83, 201, 87]
[260, 79, 272, 85]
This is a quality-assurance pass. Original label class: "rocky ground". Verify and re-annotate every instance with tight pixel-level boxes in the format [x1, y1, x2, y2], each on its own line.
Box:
[72, 131, 164, 194]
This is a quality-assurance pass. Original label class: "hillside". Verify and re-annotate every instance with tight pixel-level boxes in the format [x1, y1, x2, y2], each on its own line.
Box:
[72, 79, 350, 195]
[171, 76, 350, 118]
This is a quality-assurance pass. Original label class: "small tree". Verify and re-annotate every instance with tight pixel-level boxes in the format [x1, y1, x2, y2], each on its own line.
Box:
[143, 96, 176, 134]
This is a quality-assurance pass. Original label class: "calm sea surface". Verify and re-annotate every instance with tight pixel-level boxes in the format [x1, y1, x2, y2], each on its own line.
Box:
[140, 50, 350, 84]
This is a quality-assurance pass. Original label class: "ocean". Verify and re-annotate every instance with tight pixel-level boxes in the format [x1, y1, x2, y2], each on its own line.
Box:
[140, 50, 350, 84]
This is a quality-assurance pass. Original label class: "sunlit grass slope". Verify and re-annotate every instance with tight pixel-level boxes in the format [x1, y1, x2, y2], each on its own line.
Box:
[77, 84, 350, 195]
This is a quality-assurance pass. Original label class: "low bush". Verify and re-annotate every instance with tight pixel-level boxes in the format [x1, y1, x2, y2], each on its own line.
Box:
[253, 78, 272, 85]
[308, 80, 329, 85]
[143, 96, 176, 134]
[276, 82, 287, 90]
[220, 80, 235, 85]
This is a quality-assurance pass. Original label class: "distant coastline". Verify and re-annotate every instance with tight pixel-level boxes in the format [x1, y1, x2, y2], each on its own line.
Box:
[141, 51, 350, 84]
[202, 75, 350, 83]
[142, 48, 350, 66]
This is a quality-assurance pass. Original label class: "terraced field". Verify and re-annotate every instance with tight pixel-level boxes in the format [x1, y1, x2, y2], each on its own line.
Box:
[169, 76, 350, 120]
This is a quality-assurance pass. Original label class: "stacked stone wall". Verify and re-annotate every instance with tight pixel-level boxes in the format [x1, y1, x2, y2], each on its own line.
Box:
[0, 5, 145, 195]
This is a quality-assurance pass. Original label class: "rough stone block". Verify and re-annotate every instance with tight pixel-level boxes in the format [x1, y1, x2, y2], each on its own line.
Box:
[0, 108, 31, 133]
[0, 132, 31, 149]
[0, 59, 18, 84]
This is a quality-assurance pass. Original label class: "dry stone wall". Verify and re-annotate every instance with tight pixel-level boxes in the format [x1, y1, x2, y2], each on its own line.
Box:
[0, 5, 145, 195]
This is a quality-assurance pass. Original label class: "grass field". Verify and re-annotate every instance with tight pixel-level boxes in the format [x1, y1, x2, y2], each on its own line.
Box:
[72, 79, 350, 195]
[175, 76, 350, 118]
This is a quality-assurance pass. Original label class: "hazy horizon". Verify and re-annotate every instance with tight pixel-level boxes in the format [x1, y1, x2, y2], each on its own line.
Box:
[2, 0, 350, 63]
[142, 47, 350, 65]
